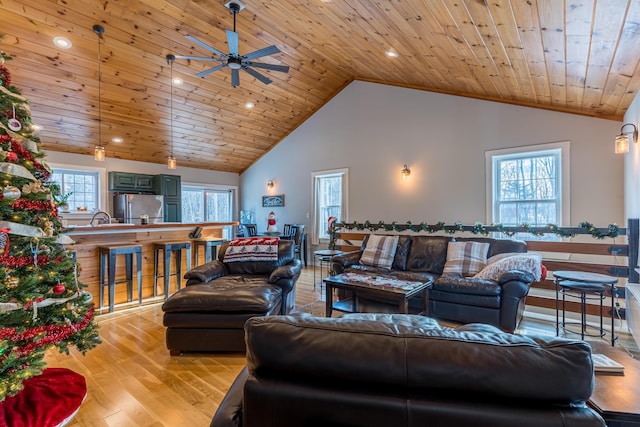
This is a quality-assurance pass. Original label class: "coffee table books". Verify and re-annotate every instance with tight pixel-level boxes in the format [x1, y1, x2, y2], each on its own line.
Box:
[592, 353, 625, 374]
[337, 272, 428, 290]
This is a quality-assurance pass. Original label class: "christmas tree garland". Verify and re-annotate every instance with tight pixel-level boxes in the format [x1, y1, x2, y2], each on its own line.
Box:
[0, 43, 100, 401]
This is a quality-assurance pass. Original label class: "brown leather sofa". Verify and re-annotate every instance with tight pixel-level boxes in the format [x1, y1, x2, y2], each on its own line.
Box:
[161, 239, 301, 354]
[332, 235, 534, 332]
[211, 313, 605, 427]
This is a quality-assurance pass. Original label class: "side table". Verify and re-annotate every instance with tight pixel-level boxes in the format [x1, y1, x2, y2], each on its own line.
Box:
[554, 270, 619, 346]
[313, 250, 343, 289]
[588, 341, 640, 427]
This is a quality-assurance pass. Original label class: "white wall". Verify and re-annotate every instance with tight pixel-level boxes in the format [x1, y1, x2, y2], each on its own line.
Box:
[623, 93, 640, 220]
[241, 80, 623, 239]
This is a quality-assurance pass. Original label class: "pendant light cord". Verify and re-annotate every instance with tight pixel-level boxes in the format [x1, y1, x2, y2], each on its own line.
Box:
[170, 59, 174, 157]
[97, 32, 101, 145]
[93, 25, 105, 148]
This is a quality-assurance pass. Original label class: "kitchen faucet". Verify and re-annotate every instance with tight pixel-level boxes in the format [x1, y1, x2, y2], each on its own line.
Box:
[89, 210, 112, 226]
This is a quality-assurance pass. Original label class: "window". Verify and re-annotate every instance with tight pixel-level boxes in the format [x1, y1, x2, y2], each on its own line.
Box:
[486, 142, 570, 226]
[182, 185, 236, 239]
[50, 169, 100, 213]
[312, 169, 348, 244]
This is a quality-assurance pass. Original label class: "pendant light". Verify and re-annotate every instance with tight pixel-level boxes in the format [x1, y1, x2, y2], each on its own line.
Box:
[166, 54, 177, 169]
[93, 24, 106, 161]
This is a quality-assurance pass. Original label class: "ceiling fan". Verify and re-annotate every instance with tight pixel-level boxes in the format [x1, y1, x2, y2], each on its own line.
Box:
[175, 0, 289, 87]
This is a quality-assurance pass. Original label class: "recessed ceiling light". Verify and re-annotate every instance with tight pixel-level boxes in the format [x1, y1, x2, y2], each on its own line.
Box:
[245, 102, 255, 109]
[53, 36, 72, 49]
[111, 137, 124, 143]
[31, 124, 43, 132]
[172, 77, 183, 85]
[385, 50, 399, 58]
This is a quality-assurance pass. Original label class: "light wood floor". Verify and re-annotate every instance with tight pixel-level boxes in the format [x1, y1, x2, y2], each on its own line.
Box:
[44, 266, 638, 427]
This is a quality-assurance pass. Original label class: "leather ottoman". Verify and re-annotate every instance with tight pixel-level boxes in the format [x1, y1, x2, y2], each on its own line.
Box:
[162, 276, 283, 354]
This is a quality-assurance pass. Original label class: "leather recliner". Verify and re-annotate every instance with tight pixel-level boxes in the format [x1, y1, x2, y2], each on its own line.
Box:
[161, 239, 301, 354]
[211, 313, 605, 427]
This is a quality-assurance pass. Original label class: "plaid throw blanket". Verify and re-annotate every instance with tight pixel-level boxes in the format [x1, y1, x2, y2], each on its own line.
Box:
[223, 237, 279, 262]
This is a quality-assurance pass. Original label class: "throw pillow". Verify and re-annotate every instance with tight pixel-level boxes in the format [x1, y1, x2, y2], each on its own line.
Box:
[360, 235, 399, 269]
[442, 241, 490, 277]
[473, 253, 543, 281]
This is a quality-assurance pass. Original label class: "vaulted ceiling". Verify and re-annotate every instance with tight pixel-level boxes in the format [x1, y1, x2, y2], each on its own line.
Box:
[1, 0, 639, 173]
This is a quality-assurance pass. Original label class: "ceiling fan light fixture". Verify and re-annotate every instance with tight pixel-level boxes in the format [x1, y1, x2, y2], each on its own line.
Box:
[228, 57, 242, 70]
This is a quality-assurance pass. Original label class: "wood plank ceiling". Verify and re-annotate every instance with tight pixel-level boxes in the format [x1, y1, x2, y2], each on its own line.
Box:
[0, 0, 639, 173]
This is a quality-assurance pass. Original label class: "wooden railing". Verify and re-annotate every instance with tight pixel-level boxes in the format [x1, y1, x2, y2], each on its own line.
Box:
[331, 219, 639, 318]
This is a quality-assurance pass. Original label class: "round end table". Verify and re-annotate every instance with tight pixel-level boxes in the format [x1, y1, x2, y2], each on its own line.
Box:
[553, 270, 619, 346]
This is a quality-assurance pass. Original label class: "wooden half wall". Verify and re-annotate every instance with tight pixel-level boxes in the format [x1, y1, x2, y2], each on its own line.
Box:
[331, 219, 639, 319]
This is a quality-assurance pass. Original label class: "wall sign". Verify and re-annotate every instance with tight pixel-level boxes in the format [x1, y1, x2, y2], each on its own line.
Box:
[262, 194, 285, 207]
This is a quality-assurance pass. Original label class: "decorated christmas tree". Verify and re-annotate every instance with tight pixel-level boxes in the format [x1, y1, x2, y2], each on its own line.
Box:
[0, 44, 100, 401]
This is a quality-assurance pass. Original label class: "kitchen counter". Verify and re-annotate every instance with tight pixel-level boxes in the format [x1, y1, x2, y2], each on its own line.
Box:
[66, 221, 237, 234]
[63, 221, 238, 313]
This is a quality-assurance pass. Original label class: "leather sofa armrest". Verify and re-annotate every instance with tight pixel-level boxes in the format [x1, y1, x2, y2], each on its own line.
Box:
[269, 259, 302, 289]
[210, 366, 248, 427]
[184, 260, 228, 286]
[497, 270, 535, 286]
[332, 251, 362, 274]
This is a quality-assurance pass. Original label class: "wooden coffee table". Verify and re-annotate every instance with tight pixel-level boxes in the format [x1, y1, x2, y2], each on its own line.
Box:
[323, 273, 432, 317]
[588, 341, 640, 426]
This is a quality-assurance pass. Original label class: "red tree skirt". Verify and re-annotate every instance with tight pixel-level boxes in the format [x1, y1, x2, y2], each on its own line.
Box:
[0, 368, 87, 427]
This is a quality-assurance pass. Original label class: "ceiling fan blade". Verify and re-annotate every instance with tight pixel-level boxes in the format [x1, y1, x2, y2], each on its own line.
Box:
[196, 63, 228, 78]
[243, 66, 273, 85]
[174, 55, 219, 61]
[185, 35, 228, 58]
[231, 68, 240, 87]
[243, 45, 280, 61]
[227, 30, 239, 56]
[246, 62, 290, 73]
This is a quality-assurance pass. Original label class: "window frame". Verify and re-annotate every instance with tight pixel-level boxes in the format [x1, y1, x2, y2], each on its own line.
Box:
[48, 163, 107, 217]
[485, 141, 570, 226]
[181, 182, 238, 239]
[311, 168, 349, 245]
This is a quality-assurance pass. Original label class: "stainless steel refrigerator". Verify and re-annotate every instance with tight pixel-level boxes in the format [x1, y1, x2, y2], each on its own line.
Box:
[112, 194, 164, 224]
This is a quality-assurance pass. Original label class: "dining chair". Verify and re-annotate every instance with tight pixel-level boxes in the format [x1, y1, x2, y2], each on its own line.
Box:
[282, 224, 295, 239]
[242, 224, 257, 237]
[289, 224, 306, 265]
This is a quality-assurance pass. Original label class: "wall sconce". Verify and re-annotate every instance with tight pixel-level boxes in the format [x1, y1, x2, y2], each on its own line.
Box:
[614, 123, 638, 154]
[401, 164, 411, 180]
[267, 180, 274, 189]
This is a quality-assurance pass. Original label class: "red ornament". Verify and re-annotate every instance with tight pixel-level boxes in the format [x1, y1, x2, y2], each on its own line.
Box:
[0, 64, 11, 87]
[53, 284, 66, 295]
[5, 151, 17, 162]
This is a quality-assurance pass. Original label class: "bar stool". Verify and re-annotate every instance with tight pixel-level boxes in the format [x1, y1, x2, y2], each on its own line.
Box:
[99, 244, 143, 313]
[154, 241, 192, 299]
[192, 237, 224, 266]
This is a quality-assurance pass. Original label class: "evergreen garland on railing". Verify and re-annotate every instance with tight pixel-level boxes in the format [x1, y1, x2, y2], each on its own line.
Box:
[328, 220, 621, 249]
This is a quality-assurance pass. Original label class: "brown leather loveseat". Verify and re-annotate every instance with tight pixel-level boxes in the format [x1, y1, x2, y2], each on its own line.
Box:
[211, 313, 605, 427]
[332, 235, 536, 332]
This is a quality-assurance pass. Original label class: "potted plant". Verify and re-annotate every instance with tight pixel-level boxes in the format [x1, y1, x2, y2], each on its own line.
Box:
[51, 184, 72, 213]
